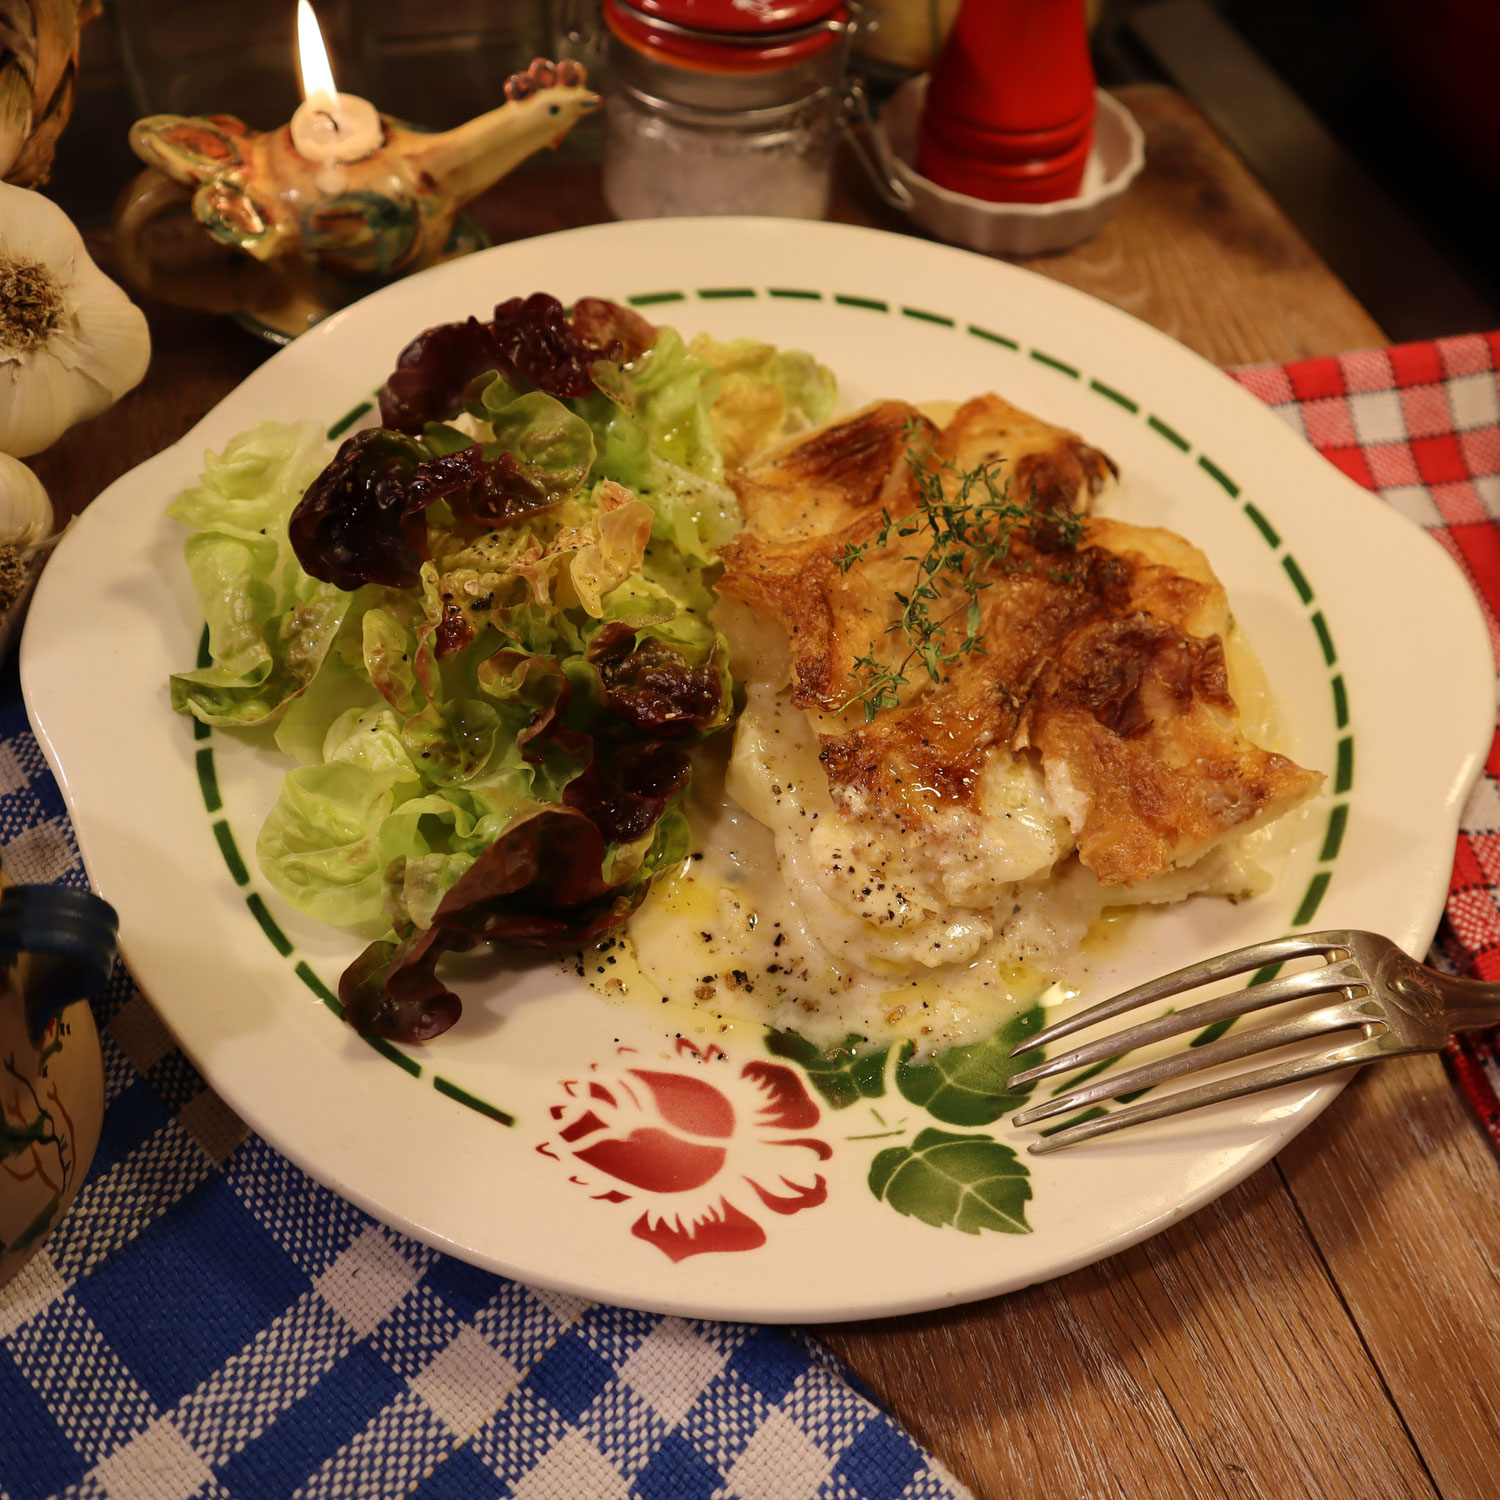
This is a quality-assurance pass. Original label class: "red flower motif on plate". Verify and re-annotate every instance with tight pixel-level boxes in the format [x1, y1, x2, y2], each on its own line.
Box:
[537, 1038, 832, 1260]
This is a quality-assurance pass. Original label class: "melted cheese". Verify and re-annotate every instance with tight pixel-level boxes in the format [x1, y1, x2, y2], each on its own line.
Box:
[625, 735, 1073, 1050]
[619, 648, 1280, 1053]
[727, 681, 1068, 971]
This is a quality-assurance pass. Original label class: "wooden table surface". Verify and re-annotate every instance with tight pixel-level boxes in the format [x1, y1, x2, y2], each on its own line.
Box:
[29, 84, 1500, 1500]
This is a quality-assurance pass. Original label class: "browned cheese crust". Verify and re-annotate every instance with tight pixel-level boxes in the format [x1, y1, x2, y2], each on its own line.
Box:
[717, 396, 1324, 886]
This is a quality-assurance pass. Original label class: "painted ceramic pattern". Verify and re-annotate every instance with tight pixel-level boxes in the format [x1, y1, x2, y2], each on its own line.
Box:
[115, 59, 599, 339]
[0, 998, 103, 1286]
[538, 1039, 831, 1260]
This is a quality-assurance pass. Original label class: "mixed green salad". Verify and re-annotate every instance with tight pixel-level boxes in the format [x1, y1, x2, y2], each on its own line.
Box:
[170, 294, 834, 1042]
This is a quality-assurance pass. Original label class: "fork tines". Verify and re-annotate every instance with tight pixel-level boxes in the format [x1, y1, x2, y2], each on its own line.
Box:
[1013, 931, 1361, 1063]
[1007, 930, 1376, 1153]
[1020, 1032, 1385, 1154]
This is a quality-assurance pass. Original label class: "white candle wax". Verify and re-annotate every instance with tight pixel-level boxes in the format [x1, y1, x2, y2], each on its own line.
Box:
[290, 90, 382, 165]
[292, 3, 381, 164]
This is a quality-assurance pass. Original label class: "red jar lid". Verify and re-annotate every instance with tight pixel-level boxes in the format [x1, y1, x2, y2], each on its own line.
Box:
[604, 0, 848, 73]
[627, 0, 844, 30]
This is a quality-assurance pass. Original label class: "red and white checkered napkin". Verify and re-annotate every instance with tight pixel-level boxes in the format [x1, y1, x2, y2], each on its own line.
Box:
[1230, 333, 1500, 1153]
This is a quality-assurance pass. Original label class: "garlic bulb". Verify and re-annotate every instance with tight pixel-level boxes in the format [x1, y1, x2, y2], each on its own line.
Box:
[0, 451, 52, 548]
[0, 181, 150, 457]
[0, 449, 53, 622]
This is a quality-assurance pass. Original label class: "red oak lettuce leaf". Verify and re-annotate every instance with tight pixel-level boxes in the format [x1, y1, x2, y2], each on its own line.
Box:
[338, 932, 461, 1043]
[497, 651, 595, 775]
[434, 600, 476, 658]
[339, 805, 667, 1041]
[586, 623, 729, 737]
[492, 648, 695, 839]
[288, 428, 430, 590]
[403, 442, 560, 528]
[379, 317, 507, 433]
[491, 293, 604, 399]
[291, 435, 571, 593]
[378, 294, 621, 434]
[571, 297, 657, 364]
[562, 740, 691, 844]
[492, 634, 711, 839]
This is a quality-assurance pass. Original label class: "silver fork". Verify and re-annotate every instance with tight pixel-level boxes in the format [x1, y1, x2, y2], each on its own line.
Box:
[1008, 930, 1500, 1154]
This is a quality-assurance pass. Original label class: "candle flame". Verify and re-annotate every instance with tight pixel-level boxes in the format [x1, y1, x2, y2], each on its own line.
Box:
[296, 0, 338, 103]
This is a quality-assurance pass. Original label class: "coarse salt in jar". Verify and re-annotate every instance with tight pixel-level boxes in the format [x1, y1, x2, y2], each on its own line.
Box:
[601, 0, 859, 221]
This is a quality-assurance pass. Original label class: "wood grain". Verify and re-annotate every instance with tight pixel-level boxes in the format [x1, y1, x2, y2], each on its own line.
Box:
[1021, 86, 1388, 365]
[24, 82, 1497, 1500]
[818, 1164, 1440, 1500]
[1277, 1059, 1500, 1500]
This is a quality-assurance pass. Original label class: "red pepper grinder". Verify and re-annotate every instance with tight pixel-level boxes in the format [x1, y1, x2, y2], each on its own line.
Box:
[918, 0, 1096, 204]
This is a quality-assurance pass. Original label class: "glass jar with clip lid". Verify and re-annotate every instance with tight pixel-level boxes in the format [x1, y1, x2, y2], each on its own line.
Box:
[600, 0, 864, 221]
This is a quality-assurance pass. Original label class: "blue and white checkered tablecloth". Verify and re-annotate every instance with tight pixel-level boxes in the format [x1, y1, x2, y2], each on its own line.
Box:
[0, 701, 973, 1500]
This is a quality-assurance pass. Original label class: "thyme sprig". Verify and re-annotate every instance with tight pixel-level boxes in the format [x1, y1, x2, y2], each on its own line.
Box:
[835, 423, 1084, 722]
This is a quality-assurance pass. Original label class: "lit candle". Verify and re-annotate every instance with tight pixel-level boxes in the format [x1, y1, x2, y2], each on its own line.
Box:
[289, 0, 382, 165]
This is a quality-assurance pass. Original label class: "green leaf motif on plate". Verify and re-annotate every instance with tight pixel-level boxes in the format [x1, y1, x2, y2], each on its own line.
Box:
[893, 1004, 1045, 1124]
[869, 1128, 1032, 1234]
[764, 1030, 890, 1111]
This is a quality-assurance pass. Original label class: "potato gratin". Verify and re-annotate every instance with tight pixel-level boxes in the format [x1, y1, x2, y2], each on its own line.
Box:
[626, 394, 1324, 1050]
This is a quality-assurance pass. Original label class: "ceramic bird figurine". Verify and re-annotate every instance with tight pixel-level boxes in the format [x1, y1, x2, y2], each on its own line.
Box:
[112, 58, 600, 341]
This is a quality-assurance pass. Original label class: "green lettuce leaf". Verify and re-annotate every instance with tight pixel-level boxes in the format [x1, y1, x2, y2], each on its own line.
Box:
[169, 421, 350, 726]
[256, 760, 412, 926]
[273, 627, 383, 764]
[166, 419, 326, 542]
[258, 702, 533, 930]
[690, 333, 838, 471]
[470, 379, 596, 501]
[611, 327, 724, 479]
[573, 361, 738, 564]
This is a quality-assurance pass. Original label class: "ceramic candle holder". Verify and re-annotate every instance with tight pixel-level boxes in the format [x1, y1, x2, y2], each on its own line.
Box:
[111, 58, 600, 343]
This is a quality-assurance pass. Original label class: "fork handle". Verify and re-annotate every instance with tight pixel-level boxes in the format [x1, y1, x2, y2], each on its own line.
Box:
[1431, 971, 1500, 1034]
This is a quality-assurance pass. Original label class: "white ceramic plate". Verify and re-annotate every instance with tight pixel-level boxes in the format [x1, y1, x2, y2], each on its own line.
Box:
[23, 220, 1493, 1322]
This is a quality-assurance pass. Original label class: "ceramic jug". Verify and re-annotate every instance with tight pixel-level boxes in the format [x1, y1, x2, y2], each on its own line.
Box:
[0, 873, 118, 1289]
